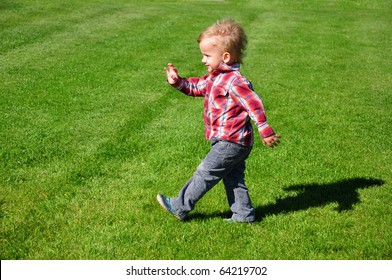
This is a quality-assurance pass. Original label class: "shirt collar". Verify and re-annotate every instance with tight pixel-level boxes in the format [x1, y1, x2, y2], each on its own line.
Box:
[211, 62, 240, 76]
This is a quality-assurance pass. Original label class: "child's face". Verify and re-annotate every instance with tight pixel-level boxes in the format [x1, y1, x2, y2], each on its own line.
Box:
[199, 37, 225, 72]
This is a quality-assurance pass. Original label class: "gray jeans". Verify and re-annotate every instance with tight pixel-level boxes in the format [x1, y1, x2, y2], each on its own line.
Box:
[171, 138, 256, 222]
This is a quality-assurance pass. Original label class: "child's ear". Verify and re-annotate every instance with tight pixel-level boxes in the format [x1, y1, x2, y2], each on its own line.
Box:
[223, 52, 231, 64]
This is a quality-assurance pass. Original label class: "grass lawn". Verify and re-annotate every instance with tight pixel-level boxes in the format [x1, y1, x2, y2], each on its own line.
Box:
[1, 0, 391, 259]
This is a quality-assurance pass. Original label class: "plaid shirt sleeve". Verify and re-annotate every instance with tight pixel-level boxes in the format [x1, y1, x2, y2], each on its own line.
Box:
[230, 77, 275, 139]
[172, 76, 208, 97]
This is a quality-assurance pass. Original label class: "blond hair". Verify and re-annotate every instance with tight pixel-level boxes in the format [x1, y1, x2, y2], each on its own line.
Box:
[198, 19, 247, 64]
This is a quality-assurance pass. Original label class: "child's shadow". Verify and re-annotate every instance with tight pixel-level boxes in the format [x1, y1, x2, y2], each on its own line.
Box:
[255, 177, 384, 221]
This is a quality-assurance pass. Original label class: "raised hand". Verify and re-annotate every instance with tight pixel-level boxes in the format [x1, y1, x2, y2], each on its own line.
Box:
[164, 63, 179, 85]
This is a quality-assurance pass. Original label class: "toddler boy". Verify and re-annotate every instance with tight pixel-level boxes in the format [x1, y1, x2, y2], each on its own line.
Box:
[157, 19, 280, 222]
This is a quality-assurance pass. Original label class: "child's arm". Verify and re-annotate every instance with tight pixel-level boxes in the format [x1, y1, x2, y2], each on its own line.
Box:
[231, 77, 280, 147]
[164, 63, 207, 97]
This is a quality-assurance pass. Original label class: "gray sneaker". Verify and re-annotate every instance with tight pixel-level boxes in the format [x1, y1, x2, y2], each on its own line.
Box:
[224, 218, 255, 223]
[156, 194, 187, 221]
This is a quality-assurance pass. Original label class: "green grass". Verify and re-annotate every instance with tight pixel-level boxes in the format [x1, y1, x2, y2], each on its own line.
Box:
[1, 0, 391, 259]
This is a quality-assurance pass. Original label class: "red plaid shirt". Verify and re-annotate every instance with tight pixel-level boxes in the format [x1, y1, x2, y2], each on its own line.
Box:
[172, 63, 275, 146]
